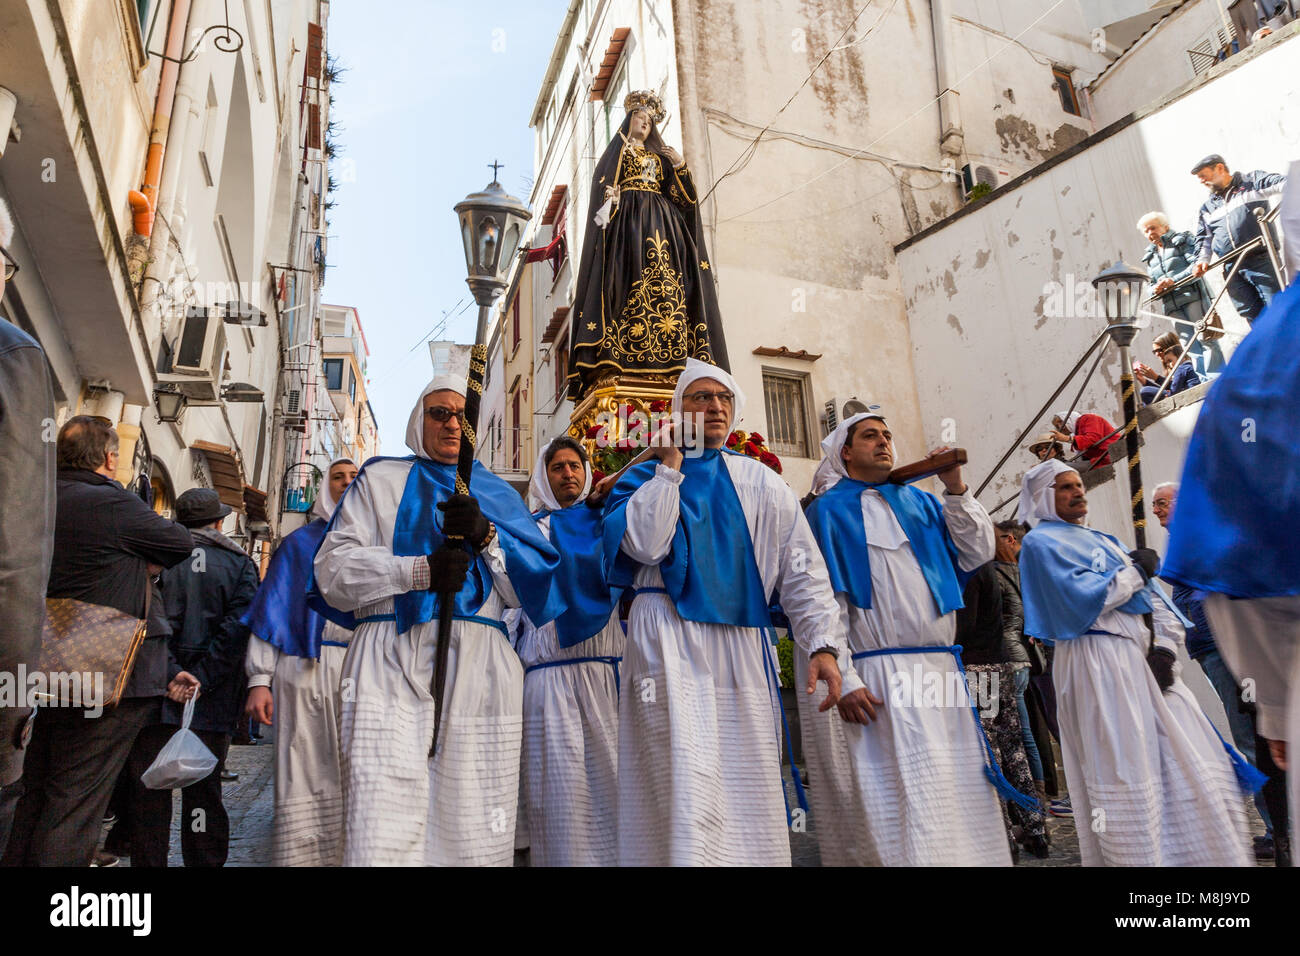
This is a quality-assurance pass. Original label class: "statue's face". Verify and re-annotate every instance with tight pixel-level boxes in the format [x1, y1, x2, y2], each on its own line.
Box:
[628, 109, 651, 142]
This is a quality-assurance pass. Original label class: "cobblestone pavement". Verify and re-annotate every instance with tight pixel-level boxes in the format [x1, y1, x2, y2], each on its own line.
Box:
[116, 729, 1270, 868]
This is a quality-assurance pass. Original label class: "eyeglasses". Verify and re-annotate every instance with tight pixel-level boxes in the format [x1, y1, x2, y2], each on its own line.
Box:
[682, 389, 734, 406]
[425, 406, 466, 424]
[1, 245, 18, 282]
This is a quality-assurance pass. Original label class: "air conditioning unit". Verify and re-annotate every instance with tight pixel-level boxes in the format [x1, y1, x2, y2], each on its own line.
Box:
[156, 306, 227, 401]
[823, 398, 839, 435]
[282, 388, 307, 432]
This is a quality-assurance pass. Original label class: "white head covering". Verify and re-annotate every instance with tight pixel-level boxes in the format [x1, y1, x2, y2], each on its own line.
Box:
[817, 409, 890, 485]
[1016, 459, 1078, 527]
[311, 456, 358, 521]
[1053, 410, 1081, 434]
[528, 437, 593, 512]
[672, 358, 746, 432]
[404, 374, 467, 459]
[808, 458, 840, 496]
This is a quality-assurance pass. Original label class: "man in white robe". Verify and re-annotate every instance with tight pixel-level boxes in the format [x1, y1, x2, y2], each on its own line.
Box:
[800, 412, 1013, 866]
[1017, 459, 1251, 866]
[312, 376, 560, 866]
[516, 436, 624, 866]
[604, 359, 864, 866]
[243, 457, 356, 866]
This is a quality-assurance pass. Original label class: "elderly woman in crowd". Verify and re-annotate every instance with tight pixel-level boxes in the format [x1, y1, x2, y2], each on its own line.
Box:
[1137, 211, 1223, 374]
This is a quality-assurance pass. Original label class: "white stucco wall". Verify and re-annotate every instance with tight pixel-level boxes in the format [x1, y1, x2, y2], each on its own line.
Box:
[896, 34, 1298, 544]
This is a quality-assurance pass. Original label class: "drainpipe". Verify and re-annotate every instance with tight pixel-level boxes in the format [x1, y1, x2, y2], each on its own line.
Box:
[129, 0, 194, 237]
[930, 0, 964, 159]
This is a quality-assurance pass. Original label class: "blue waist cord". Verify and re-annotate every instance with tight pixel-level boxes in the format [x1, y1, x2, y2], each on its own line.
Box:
[525, 656, 623, 696]
[851, 644, 1041, 814]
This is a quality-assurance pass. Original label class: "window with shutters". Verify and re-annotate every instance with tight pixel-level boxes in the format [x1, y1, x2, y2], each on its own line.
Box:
[1052, 68, 1081, 116]
[511, 390, 522, 470]
[324, 358, 344, 391]
[511, 295, 521, 352]
[761, 368, 815, 458]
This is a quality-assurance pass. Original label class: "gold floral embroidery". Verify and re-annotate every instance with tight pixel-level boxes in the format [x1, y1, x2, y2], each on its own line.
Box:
[596, 230, 709, 370]
[618, 144, 662, 194]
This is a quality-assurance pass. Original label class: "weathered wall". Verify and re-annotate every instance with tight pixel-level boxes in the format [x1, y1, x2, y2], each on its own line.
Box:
[896, 34, 1299, 541]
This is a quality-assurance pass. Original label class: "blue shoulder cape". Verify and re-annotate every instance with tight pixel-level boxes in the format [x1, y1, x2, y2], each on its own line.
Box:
[804, 478, 969, 616]
[1020, 521, 1187, 643]
[601, 448, 770, 629]
[307, 456, 562, 635]
[537, 502, 623, 648]
[1163, 277, 1300, 597]
[240, 518, 328, 659]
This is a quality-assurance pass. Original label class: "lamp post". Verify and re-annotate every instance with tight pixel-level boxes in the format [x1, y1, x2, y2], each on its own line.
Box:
[427, 164, 531, 758]
[1091, 258, 1150, 548]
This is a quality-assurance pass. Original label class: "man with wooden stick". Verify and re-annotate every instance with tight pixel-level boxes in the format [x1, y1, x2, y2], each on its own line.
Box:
[311, 375, 560, 866]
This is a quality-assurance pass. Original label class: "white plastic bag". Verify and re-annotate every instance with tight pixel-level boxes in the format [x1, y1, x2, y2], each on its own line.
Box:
[141, 694, 218, 790]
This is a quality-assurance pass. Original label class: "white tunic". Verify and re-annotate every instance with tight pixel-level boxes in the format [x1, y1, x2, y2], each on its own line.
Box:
[616, 457, 860, 866]
[1053, 547, 1251, 867]
[516, 513, 624, 867]
[245, 624, 348, 867]
[797, 486, 1011, 866]
[313, 459, 524, 867]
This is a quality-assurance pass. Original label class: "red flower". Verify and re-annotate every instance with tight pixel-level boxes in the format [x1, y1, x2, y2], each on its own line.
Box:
[743, 441, 762, 458]
[748, 432, 765, 445]
[584, 424, 603, 440]
[592, 469, 607, 484]
[615, 437, 638, 451]
[620, 403, 635, 418]
[649, 399, 668, 413]
[727, 430, 742, 446]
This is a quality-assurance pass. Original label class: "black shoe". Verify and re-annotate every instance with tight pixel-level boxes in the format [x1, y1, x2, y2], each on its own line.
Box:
[90, 851, 120, 867]
[220, 770, 239, 782]
[1253, 835, 1274, 861]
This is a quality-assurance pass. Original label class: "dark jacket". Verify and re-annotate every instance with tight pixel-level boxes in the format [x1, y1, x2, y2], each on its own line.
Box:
[1194, 169, 1287, 264]
[1141, 230, 1198, 285]
[161, 528, 258, 734]
[48, 470, 194, 700]
[992, 561, 1030, 665]
[1169, 581, 1215, 660]
[0, 320, 56, 786]
[955, 562, 1005, 666]
[1142, 360, 1202, 405]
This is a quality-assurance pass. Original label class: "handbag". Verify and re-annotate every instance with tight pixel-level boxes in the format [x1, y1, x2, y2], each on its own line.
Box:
[37, 582, 150, 710]
[1200, 309, 1226, 341]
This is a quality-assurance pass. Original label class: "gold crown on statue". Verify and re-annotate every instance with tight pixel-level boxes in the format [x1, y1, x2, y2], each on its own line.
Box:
[623, 90, 666, 124]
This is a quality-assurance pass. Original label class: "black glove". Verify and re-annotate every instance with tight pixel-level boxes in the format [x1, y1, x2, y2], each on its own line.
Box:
[1128, 548, 1160, 584]
[438, 494, 491, 550]
[1147, 646, 1176, 693]
[426, 549, 471, 594]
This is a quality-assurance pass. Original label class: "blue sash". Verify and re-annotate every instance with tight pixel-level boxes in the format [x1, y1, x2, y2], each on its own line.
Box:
[307, 456, 562, 635]
[601, 449, 769, 628]
[536, 503, 623, 648]
[240, 519, 327, 659]
[806, 478, 969, 616]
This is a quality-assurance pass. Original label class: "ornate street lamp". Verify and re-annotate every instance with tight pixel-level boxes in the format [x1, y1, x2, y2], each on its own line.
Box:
[153, 383, 188, 423]
[427, 164, 532, 758]
[1091, 258, 1150, 547]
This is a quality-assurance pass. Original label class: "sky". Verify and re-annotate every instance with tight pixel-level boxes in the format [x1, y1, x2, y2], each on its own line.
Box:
[323, 1, 563, 454]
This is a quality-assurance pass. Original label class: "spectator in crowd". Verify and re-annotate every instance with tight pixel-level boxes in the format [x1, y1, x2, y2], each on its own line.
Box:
[1154, 481, 1285, 864]
[1137, 211, 1223, 374]
[1, 417, 193, 867]
[992, 520, 1051, 808]
[955, 561, 1049, 859]
[0, 198, 57, 858]
[1049, 410, 1118, 469]
[1135, 331, 1203, 405]
[131, 489, 258, 867]
[1190, 155, 1287, 323]
[1025, 433, 1063, 462]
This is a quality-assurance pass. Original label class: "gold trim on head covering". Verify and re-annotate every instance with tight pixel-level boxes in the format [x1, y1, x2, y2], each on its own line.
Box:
[624, 89, 666, 124]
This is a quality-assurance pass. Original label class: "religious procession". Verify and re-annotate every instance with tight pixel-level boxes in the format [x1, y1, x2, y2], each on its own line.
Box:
[2, 0, 1299, 915]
